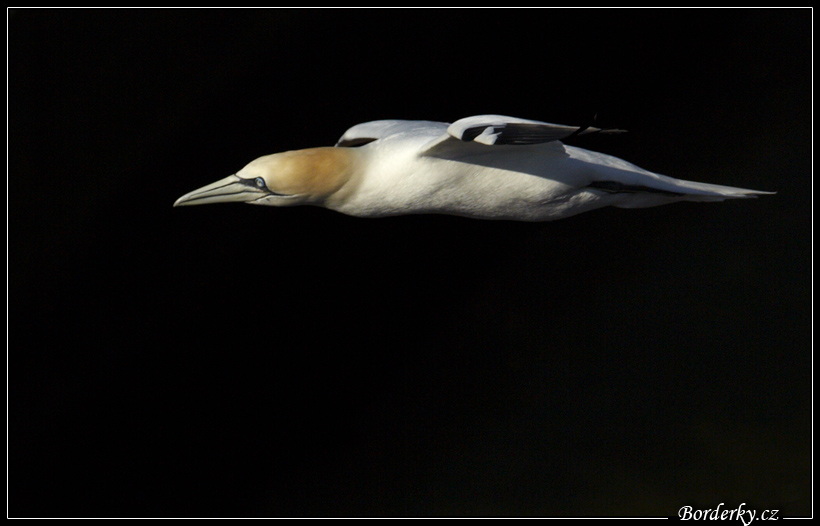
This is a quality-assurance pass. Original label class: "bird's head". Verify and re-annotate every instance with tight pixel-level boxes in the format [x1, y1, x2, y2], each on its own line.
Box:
[174, 147, 357, 208]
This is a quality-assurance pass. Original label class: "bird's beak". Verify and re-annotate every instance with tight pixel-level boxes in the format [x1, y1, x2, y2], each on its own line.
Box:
[174, 175, 265, 207]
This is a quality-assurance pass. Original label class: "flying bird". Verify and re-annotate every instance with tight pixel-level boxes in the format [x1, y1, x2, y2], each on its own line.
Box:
[174, 115, 772, 221]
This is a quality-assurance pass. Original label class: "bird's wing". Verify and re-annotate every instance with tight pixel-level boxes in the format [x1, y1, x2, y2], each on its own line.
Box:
[335, 115, 625, 160]
[417, 114, 625, 158]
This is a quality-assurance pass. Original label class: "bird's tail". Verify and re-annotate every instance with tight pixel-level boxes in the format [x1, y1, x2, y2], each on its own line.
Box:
[577, 151, 775, 209]
[618, 179, 772, 208]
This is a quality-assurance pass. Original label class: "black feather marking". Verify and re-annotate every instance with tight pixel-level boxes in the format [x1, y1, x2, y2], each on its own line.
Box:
[488, 123, 570, 145]
[458, 123, 603, 145]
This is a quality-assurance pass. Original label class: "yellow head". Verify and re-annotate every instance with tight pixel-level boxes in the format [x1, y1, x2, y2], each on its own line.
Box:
[174, 147, 358, 208]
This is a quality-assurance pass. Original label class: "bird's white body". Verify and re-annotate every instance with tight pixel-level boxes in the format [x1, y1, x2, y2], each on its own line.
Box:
[174, 115, 772, 221]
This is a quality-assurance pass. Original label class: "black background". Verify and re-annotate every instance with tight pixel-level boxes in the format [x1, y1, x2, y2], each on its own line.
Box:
[10, 9, 811, 518]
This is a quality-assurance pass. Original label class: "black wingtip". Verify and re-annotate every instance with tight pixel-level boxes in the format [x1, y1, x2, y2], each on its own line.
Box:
[594, 128, 628, 135]
[573, 113, 627, 137]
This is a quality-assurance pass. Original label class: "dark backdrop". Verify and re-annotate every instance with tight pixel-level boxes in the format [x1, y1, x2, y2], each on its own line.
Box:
[10, 9, 811, 518]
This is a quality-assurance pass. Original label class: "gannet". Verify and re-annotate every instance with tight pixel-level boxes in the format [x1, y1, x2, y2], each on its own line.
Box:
[174, 115, 772, 221]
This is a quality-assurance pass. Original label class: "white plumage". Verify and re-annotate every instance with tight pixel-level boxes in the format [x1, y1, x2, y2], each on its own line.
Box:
[174, 115, 772, 221]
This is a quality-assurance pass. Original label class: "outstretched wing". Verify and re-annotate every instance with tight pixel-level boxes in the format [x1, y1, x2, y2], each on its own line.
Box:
[334, 115, 625, 161]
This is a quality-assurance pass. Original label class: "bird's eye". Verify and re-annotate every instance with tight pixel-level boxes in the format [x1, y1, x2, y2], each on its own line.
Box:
[255, 177, 266, 189]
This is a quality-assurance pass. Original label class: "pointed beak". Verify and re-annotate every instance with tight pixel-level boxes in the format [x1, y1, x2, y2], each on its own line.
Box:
[174, 175, 265, 207]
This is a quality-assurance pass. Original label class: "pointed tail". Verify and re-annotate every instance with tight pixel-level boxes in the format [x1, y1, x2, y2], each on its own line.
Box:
[597, 176, 775, 209]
